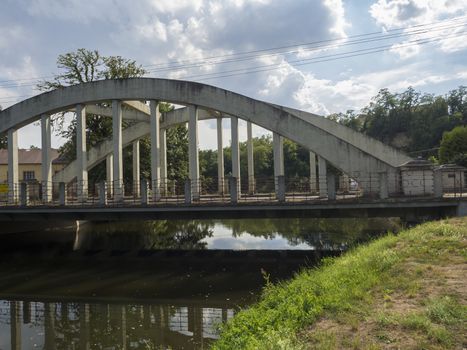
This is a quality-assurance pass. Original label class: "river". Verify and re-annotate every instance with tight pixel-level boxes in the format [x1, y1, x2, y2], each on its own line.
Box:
[0, 218, 401, 349]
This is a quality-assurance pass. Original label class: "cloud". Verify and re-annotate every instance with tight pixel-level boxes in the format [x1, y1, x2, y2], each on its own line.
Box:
[369, 0, 467, 58]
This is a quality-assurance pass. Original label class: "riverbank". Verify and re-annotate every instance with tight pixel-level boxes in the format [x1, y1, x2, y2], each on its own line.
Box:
[213, 218, 467, 349]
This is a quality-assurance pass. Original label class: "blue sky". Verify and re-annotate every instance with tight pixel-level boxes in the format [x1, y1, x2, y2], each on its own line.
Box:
[0, 0, 466, 149]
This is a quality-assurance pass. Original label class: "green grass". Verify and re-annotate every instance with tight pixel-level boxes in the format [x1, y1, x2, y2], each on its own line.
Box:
[212, 218, 467, 349]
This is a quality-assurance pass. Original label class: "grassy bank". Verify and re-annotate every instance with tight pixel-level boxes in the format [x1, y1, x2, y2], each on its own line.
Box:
[213, 218, 467, 349]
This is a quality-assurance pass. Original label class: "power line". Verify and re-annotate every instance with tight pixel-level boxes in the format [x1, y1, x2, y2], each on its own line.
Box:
[0, 15, 465, 87]
[179, 32, 467, 81]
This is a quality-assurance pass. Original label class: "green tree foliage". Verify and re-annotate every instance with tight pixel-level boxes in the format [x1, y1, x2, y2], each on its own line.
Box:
[38, 49, 147, 186]
[334, 86, 466, 160]
[439, 126, 467, 167]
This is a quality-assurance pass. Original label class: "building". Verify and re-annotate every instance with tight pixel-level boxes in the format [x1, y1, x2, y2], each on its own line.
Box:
[0, 148, 67, 183]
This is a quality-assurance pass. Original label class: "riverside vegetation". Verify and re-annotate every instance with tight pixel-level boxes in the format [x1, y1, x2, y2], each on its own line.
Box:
[213, 218, 467, 349]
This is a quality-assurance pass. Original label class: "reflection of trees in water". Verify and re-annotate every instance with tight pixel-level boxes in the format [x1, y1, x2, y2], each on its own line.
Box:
[77, 220, 214, 250]
[219, 218, 401, 249]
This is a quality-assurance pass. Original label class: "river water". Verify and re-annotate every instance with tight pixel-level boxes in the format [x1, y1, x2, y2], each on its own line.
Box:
[0, 218, 400, 349]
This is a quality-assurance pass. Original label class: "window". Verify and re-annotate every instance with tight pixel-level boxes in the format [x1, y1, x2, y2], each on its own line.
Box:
[23, 171, 35, 181]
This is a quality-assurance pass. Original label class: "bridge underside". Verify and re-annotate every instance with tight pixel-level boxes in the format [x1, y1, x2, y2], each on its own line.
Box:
[0, 200, 460, 221]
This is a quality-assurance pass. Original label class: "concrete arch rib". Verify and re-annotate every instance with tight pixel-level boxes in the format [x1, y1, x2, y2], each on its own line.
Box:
[0, 78, 409, 186]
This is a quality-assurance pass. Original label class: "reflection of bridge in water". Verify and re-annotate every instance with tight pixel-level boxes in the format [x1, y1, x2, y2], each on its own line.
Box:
[0, 78, 465, 221]
[3, 300, 233, 349]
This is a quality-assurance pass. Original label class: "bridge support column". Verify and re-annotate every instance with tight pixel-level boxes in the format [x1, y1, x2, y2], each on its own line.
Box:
[106, 154, 113, 196]
[217, 117, 224, 194]
[318, 156, 327, 198]
[327, 173, 336, 200]
[230, 177, 238, 203]
[150, 100, 161, 201]
[160, 129, 167, 196]
[112, 100, 124, 202]
[76, 104, 88, 202]
[247, 121, 255, 194]
[273, 132, 284, 196]
[7, 128, 18, 204]
[41, 114, 52, 203]
[185, 179, 192, 204]
[132, 140, 140, 197]
[188, 106, 200, 200]
[277, 175, 286, 202]
[59, 182, 67, 206]
[309, 151, 317, 193]
[98, 181, 107, 205]
[379, 172, 388, 199]
[433, 170, 443, 198]
[140, 179, 149, 205]
[231, 116, 240, 194]
[20, 182, 28, 206]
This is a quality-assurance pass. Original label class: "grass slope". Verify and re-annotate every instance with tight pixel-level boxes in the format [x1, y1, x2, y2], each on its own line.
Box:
[213, 218, 467, 349]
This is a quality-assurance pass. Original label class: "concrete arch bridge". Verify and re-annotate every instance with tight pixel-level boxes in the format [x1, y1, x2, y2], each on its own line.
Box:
[0, 78, 465, 220]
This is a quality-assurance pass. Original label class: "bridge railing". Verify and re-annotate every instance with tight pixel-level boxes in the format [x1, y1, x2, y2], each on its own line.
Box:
[0, 171, 466, 207]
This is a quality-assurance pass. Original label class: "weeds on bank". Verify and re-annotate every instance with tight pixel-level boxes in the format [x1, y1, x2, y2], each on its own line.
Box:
[212, 219, 466, 350]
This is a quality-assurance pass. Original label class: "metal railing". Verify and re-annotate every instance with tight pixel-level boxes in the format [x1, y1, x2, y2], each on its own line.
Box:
[0, 171, 465, 208]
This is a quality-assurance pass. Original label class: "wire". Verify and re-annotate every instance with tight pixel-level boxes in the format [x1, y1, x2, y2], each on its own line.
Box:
[0, 15, 465, 87]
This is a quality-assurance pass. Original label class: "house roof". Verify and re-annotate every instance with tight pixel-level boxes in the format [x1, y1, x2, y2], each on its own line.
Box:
[0, 149, 67, 165]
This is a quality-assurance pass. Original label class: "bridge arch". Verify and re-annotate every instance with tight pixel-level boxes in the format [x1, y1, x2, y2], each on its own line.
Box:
[0, 78, 411, 200]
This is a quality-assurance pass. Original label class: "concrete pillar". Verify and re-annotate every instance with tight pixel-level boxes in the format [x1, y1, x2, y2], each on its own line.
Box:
[379, 172, 388, 199]
[327, 173, 336, 200]
[273, 132, 284, 195]
[112, 100, 124, 201]
[98, 181, 107, 205]
[106, 154, 113, 196]
[230, 177, 238, 203]
[247, 121, 255, 194]
[277, 175, 286, 202]
[76, 104, 88, 202]
[217, 117, 224, 193]
[188, 106, 200, 200]
[41, 114, 52, 202]
[309, 151, 317, 193]
[150, 100, 161, 201]
[160, 128, 167, 195]
[140, 179, 149, 205]
[434, 170, 443, 198]
[132, 140, 140, 197]
[185, 179, 192, 204]
[318, 156, 327, 197]
[231, 116, 240, 194]
[59, 182, 66, 206]
[20, 182, 29, 206]
[7, 128, 18, 204]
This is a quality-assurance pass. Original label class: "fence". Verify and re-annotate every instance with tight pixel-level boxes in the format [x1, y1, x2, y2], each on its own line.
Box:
[0, 171, 465, 207]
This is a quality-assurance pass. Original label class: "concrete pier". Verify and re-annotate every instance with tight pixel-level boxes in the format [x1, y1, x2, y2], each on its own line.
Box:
[76, 104, 88, 202]
[247, 121, 255, 194]
[231, 116, 240, 192]
[217, 117, 224, 193]
[7, 128, 18, 204]
[41, 114, 52, 202]
[189, 105, 200, 200]
[112, 100, 123, 201]
[273, 132, 284, 196]
[150, 100, 161, 201]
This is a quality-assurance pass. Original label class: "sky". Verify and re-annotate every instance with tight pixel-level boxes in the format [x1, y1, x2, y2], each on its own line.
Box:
[0, 0, 466, 150]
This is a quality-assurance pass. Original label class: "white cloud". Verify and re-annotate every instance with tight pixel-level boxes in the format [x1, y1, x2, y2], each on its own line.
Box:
[369, 0, 467, 58]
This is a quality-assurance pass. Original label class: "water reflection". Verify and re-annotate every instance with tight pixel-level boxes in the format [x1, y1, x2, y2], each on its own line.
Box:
[72, 218, 400, 252]
[1, 300, 234, 349]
